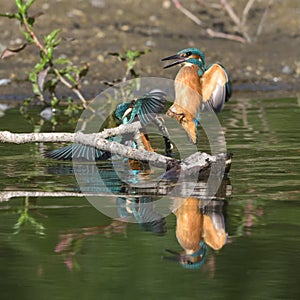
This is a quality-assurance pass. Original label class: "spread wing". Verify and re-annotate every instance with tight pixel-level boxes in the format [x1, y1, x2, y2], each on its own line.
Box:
[201, 64, 231, 113]
[129, 90, 167, 125]
[45, 143, 111, 161]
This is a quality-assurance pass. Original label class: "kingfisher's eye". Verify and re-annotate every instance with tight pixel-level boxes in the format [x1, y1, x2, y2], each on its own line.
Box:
[185, 51, 192, 57]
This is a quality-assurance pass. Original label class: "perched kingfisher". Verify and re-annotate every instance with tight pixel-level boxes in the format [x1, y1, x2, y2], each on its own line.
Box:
[45, 90, 171, 160]
[162, 48, 231, 144]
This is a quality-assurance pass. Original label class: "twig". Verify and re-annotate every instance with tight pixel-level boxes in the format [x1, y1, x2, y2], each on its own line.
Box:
[256, 0, 274, 38]
[172, 0, 203, 26]
[53, 68, 88, 108]
[241, 0, 256, 26]
[173, 0, 248, 43]
[220, 0, 252, 43]
[21, 12, 48, 56]
[207, 28, 246, 43]
[220, 0, 240, 28]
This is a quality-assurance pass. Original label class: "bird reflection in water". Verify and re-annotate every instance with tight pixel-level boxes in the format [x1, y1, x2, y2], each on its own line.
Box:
[165, 197, 227, 270]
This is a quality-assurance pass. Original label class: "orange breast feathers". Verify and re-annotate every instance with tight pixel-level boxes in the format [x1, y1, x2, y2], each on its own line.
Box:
[174, 198, 203, 252]
[174, 198, 227, 252]
[172, 64, 202, 118]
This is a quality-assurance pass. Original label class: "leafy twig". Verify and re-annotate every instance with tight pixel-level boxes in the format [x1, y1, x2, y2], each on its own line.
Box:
[0, 0, 89, 109]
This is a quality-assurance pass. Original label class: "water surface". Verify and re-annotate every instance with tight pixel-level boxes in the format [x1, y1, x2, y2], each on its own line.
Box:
[0, 97, 299, 300]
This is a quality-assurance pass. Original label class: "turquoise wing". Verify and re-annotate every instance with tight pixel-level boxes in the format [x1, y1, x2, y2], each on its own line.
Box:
[130, 90, 167, 125]
[45, 143, 111, 161]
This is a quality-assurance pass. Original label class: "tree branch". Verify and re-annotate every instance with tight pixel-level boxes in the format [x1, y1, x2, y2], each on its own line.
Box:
[0, 121, 228, 175]
[172, 0, 203, 26]
[256, 0, 274, 38]
[207, 28, 246, 43]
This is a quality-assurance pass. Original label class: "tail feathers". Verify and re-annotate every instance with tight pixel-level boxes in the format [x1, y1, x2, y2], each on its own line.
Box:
[167, 103, 198, 144]
[45, 144, 111, 161]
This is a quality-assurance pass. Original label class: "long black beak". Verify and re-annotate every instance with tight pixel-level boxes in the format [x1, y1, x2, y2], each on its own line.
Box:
[161, 54, 186, 69]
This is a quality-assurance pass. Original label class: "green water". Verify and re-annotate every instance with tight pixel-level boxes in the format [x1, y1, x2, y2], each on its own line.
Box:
[0, 97, 299, 300]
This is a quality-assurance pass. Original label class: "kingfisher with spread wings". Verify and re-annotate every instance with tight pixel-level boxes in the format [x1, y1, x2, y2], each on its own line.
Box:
[162, 48, 231, 144]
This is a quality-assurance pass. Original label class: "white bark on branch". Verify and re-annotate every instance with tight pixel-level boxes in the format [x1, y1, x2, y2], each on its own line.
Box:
[0, 121, 142, 144]
[0, 122, 226, 172]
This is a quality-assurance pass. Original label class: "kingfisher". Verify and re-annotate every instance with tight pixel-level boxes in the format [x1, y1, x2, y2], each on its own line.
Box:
[45, 90, 171, 160]
[165, 197, 227, 269]
[162, 48, 231, 144]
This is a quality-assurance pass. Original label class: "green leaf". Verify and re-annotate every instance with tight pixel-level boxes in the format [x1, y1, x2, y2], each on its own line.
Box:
[16, 0, 25, 13]
[51, 98, 59, 107]
[65, 73, 77, 85]
[24, 0, 36, 12]
[45, 29, 61, 44]
[28, 71, 37, 83]
[47, 46, 53, 60]
[44, 78, 58, 92]
[32, 82, 41, 95]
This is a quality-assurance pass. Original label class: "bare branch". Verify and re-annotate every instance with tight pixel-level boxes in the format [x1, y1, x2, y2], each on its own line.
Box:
[0, 121, 142, 144]
[0, 122, 226, 175]
[172, 0, 203, 26]
[220, 0, 241, 28]
[0, 123, 173, 168]
[53, 68, 88, 108]
[241, 0, 256, 26]
[207, 28, 247, 43]
[256, 0, 274, 38]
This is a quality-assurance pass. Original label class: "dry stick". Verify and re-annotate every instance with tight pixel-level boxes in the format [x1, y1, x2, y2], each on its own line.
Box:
[172, 0, 203, 26]
[241, 0, 256, 27]
[0, 191, 139, 202]
[220, 0, 252, 43]
[0, 121, 142, 144]
[207, 28, 246, 43]
[256, 0, 274, 38]
[198, 0, 221, 9]
[173, 0, 247, 43]
[53, 68, 88, 108]
[220, 0, 240, 28]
